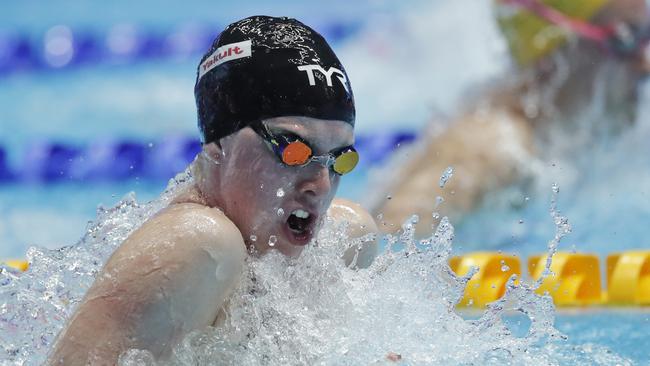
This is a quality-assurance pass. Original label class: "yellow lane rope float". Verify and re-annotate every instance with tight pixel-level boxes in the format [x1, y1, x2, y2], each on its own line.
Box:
[606, 251, 650, 305]
[1, 260, 29, 272]
[528, 253, 603, 306]
[449, 252, 521, 307]
[451, 251, 650, 307]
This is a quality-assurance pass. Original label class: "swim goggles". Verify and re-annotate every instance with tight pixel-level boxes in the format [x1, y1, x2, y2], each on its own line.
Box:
[250, 120, 359, 175]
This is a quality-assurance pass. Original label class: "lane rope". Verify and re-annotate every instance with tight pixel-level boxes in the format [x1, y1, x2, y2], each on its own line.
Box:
[0, 21, 360, 75]
[0, 132, 416, 183]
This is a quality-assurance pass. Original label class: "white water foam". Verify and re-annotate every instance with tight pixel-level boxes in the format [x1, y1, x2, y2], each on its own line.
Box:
[0, 170, 631, 365]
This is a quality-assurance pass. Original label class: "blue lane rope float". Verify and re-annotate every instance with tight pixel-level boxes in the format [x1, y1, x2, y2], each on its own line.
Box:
[0, 21, 360, 75]
[0, 132, 415, 184]
[0, 147, 14, 182]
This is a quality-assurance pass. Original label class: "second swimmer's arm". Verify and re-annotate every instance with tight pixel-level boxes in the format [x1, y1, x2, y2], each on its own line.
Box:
[375, 110, 535, 236]
[47, 204, 246, 365]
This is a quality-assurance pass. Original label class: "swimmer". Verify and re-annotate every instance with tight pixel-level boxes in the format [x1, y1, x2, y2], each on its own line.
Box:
[47, 16, 377, 365]
[373, 0, 650, 236]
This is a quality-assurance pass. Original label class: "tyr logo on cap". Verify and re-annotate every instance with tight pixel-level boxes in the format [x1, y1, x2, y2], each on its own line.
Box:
[297, 65, 350, 93]
[199, 40, 252, 80]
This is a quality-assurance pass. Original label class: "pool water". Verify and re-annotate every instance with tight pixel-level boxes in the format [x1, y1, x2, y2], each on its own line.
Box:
[554, 311, 650, 362]
[0, 179, 642, 365]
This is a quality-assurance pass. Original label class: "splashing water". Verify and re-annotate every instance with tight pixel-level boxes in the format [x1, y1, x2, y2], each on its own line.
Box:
[0, 172, 629, 365]
[439, 167, 454, 188]
[0, 171, 193, 365]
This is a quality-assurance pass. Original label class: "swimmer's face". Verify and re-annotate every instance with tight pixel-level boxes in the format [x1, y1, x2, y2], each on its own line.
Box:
[206, 116, 354, 257]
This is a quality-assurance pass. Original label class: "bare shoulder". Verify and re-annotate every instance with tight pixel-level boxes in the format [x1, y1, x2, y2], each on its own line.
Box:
[135, 202, 245, 255]
[105, 201, 247, 280]
[49, 203, 246, 364]
[105, 202, 248, 307]
[328, 198, 379, 269]
[328, 198, 378, 236]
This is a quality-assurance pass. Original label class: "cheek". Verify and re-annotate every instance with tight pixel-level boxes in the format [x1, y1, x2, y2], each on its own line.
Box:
[326, 174, 341, 203]
[228, 152, 296, 213]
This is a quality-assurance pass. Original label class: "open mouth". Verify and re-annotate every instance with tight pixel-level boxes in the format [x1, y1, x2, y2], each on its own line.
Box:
[284, 209, 316, 245]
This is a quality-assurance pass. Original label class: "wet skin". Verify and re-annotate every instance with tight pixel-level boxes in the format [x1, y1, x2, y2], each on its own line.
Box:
[196, 116, 355, 257]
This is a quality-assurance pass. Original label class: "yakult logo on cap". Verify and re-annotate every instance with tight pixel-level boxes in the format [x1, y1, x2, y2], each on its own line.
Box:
[297, 65, 350, 93]
[198, 40, 252, 80]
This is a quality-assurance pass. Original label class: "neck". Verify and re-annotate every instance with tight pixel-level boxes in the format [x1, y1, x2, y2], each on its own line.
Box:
[170, 160, 210, 206]
[192, 152, 228, 208]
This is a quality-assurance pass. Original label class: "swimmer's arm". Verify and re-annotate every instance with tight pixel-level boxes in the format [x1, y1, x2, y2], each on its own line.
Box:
[48, 204, 246, 365]
[328, 198, 379, 269]
[375, 110, 535, 235]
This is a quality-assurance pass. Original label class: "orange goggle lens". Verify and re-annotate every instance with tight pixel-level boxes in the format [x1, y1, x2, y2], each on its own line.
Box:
[281, 141, 313, 165]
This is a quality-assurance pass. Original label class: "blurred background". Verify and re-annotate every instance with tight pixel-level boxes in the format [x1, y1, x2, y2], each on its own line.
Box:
[2, 0, 649, 260]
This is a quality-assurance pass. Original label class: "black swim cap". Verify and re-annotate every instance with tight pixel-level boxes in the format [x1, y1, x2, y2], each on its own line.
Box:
[195, 16, 356, 144]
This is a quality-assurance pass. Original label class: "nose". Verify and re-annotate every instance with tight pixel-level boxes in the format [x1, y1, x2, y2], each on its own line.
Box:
[297, 164, 334, 198]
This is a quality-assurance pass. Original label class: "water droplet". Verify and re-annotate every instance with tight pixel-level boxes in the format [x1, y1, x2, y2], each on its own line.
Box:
[501, 264, 510, 272]
[439, 166, 454, 188]
[435, 196, 444, 208]
[147, 142, 154, 148]
[249, 235, 257, 242]
[276, 188, 285, 197]
[432, 212, 440, 220]
[524, 196, 530, 202]
[386, 195, 392, 200]
[268, 235, 277, 247]
[277, 208, 284, 217]
[376, 213, 383, 220]
[518, 219, 524, 224]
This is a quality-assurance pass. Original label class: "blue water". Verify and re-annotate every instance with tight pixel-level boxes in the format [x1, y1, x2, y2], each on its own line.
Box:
[554, 311, 650, 362]
[480, 310, 650, 362]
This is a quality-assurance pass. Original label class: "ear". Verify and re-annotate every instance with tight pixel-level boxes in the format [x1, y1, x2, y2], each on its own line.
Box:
[203, 141, 224, 160]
